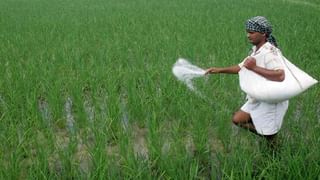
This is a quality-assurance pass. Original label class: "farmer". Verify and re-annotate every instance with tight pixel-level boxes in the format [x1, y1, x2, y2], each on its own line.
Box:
[205, 16, 288, 147]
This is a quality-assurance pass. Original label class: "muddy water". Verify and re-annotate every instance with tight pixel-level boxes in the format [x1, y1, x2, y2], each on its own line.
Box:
[65, 97, 75, 134]
[132, 124, 148, 159]
[293, 100, 303, 121]
[120, 92, 129, 131]
[317, 103, 320, 124]
[83, 98, 95, 124]
[35, 94, 227, 176]
[38, 96, 52, 126]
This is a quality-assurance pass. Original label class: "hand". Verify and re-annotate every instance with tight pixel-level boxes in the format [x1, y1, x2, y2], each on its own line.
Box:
[205, 67, 220, 75]
[243, 56, 256, 70]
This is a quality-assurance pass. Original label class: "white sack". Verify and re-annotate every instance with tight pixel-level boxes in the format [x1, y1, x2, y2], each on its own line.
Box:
[239, 55, 318, 103]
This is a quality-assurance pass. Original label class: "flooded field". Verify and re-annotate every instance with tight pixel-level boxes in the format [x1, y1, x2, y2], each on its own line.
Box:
[0, 0, 319, 179]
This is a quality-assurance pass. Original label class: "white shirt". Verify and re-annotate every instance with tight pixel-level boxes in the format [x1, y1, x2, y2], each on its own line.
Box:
[239, 42, 284, 71]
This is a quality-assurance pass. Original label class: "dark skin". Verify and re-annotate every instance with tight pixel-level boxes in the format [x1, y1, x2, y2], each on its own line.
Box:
[205, 30, 284, 145]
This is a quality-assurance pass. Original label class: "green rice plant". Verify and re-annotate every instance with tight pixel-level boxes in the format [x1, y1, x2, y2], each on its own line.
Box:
[0, 0, 319, 179]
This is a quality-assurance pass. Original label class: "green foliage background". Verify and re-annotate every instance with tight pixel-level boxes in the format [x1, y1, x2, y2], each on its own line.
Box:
[0, 0, 319, 179]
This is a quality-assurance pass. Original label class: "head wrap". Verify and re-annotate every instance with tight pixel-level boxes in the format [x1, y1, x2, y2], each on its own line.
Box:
[245, 16, 278, 47]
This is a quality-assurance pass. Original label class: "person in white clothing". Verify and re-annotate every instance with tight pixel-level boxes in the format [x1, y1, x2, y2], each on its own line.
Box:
[205, 16, 288, 147]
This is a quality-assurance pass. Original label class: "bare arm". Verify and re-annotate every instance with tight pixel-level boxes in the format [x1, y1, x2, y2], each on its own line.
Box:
[244, 57, 285, 82]
[205, 65, 240, 75]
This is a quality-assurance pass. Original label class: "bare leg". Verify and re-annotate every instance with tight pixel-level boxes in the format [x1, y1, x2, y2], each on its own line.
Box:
[232, 110, 258, 135]
[232, 111, 279, 151]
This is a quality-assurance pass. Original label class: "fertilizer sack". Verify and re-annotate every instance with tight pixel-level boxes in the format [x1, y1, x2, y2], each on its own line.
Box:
[239, 55, 318, 103]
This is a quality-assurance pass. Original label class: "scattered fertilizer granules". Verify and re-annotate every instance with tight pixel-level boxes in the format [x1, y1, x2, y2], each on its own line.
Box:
[172, 58, 207, 98]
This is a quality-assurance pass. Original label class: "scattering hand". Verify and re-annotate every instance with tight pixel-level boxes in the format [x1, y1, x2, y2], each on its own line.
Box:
[205, 67, 220, 75]
[243, 57, 256, 70]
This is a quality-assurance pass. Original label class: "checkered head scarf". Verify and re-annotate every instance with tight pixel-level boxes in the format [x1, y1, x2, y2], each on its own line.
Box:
[245, 16, 278, 47]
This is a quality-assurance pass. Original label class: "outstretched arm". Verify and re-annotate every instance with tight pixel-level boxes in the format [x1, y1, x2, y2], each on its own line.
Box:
[205, 65, 241, 75]
[244, 57, 285, 82]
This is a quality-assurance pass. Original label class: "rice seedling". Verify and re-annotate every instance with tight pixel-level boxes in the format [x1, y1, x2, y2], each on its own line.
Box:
[0, 0, 319, 179]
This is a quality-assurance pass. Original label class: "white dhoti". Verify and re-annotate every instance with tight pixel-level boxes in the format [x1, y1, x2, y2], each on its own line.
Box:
[241, 99, 289, 135]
